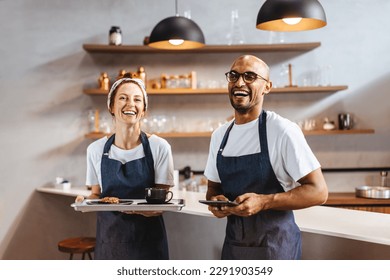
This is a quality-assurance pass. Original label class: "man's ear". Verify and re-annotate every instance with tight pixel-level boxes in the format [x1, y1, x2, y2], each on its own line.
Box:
[263, 81, 272, 95]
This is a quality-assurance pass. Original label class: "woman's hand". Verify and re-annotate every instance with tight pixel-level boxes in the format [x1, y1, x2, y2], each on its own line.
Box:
[75, 195, 85, 203]
[75, 185, 101, 203]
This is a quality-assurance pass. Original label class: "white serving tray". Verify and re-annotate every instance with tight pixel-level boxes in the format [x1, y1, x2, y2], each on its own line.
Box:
[71, 199, 185, 212]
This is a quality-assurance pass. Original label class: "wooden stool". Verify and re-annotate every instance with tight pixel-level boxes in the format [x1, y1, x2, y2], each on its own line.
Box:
[58, 237, 96, 260]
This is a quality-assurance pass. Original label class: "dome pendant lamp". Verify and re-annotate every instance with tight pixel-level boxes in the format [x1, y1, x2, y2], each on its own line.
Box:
[256, 0, 327, 32]
[148, 0, 205, 50]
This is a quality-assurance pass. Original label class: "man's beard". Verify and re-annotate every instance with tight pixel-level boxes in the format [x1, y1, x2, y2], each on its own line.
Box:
[229, 93, 252, 114]
[230, 99, 250, 114]
[229, 86, 253, 114]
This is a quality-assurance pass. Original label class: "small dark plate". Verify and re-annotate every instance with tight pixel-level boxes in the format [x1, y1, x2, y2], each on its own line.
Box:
[137, 202, 173, 205]
[86, 200, 133, 205]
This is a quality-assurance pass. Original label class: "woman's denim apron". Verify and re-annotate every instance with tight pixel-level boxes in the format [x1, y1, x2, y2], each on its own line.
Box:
[217, 111, 301, 260]
[94, 132, 169, 260]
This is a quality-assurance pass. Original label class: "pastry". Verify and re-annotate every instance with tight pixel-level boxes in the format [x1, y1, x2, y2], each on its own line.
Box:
[100, 197, 120, 204]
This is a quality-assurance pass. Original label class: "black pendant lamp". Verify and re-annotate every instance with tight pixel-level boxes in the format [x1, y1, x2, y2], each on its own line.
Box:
[148, 0, 205, 50]
[256, 0, 327, 32]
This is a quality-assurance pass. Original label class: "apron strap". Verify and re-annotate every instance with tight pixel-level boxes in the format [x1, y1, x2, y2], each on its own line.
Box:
[103, 134, 115, 155]
[140, 131, 155, 180]
[259, 110, 269, 157]
[217, 121, 234, 155]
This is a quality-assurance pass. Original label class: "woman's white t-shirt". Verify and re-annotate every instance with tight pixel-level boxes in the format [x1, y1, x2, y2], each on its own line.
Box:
[204, 111, 320, 192]
[86, 135, 174, 191]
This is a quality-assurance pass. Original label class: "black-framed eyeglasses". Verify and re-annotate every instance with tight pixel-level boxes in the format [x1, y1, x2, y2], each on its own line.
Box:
[225, 70, 268, 84]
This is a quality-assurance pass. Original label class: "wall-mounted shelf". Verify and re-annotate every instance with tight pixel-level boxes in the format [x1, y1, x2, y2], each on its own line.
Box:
[85, 128, 374, 140]
[85, 132, 213, 139]
[304, 129, 375, 136]
[83, 85, 348, 96]
[83, 42, 321, 54]
[322, 167, 390, 173]
[82, 40, 374, 143]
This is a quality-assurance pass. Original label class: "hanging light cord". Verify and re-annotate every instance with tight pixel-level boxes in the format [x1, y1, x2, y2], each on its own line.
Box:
[175, 0, 179, 16]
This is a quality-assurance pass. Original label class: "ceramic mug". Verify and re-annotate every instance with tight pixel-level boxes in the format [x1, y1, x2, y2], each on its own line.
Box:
[145, 188, 173, 204]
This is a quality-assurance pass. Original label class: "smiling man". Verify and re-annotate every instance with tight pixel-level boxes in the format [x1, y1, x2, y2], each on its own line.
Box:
[204, 55, 328, 260]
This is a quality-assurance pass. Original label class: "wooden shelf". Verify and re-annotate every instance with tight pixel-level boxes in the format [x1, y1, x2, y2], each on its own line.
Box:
[304, 129, 375, 135]
[85, 132, 109, 139]
[85, 131, 213, 139]
[157, 132, 212, 138]
[83, 85, 348, 96]
[271, 85, 348, 93]
[83, 42, 321, 54]
[323, 167, 390, 173]
[83, 88, 227, 95]
[83, 88, 109, 95]
[85, 129, 374, 140]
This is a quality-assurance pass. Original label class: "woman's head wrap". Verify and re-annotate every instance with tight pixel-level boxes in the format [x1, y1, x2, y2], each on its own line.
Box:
[107, 78, 148, 112]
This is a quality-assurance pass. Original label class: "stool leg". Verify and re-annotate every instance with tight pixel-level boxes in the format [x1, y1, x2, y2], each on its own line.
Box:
[82, 253, 86, 260]
[69, 253, 73, 260]
[88, 252, 93, 260]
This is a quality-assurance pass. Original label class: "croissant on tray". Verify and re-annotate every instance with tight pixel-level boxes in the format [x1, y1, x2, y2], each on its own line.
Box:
[100, 197, 120, 204]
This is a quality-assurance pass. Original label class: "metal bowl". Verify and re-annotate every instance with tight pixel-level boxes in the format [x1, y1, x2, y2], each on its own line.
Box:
[355, 186, 390, 199]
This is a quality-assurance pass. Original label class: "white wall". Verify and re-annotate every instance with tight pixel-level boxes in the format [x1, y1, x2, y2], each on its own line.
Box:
[0, 0, 389, 259]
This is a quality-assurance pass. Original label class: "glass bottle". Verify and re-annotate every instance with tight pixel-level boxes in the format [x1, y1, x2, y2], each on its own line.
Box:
[100, 115, 111, 133]
[88, 109, 100, 132]
[277, 64, 289, 88]
[227, 10, 245, 45]
[381, 171, 388, 187]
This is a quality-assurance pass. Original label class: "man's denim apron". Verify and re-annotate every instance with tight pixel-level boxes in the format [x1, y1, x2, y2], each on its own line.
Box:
[94, 132, 169, 260]
[217, 111, 301, 260]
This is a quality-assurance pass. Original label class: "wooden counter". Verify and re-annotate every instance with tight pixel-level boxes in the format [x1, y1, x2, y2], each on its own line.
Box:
[324, 192, 390, 214]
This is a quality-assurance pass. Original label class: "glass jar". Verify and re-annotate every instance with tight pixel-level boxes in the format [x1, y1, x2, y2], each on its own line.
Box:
[109, 26, 122, 46]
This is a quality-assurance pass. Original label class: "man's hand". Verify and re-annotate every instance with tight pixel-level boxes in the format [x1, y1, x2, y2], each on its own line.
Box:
[223, 193, 267, 217]
[208, 195, 232, 218]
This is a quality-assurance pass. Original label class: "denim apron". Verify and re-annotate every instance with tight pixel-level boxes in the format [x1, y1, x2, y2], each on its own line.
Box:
[217, 111, 301, 260]
[94, 133, 169, 260]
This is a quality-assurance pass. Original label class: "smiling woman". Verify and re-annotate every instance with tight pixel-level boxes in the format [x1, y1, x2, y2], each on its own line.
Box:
[107, 76, 148, 114]
[111, 83, 146, 130]
[75, 75, 175, 260]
